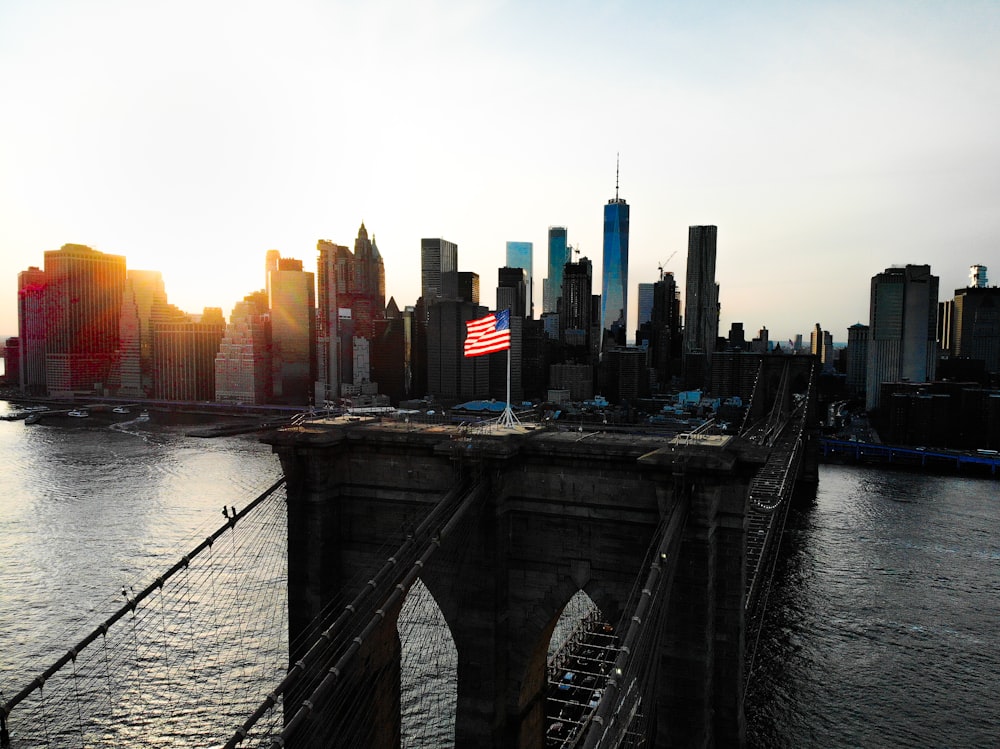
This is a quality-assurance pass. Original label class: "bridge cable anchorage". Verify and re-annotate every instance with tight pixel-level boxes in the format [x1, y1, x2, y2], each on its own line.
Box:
[579, 499, 688, 749]
[0, 477, 289, 743]
[224, 475, 484, 748]
[261, 476, 490, 749]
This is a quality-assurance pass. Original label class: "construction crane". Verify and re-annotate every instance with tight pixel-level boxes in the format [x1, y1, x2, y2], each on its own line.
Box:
[657, 250, 678, 280]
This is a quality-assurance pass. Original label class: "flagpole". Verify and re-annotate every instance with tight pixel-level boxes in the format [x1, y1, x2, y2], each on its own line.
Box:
[498, 314, 519, 429]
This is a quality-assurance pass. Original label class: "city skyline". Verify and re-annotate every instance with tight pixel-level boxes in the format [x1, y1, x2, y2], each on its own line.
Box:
[2, 1, 999, 340]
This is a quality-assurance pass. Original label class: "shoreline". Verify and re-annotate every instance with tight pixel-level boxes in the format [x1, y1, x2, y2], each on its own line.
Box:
[0, 394, 299, 437]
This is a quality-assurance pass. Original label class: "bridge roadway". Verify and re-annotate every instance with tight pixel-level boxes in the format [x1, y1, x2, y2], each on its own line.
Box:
[263, 413, 800, 748]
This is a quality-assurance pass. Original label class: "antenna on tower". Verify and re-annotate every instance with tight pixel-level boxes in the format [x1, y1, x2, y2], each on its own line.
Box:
[615, 152, 620, 200]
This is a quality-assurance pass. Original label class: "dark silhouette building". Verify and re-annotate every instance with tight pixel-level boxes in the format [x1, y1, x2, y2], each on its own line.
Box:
[497, 267, 527, 322]
[420, 238, 458, 318]
[846, 323, 869, 399]
[683, 226, 719, 390]
[371, 298, 408, 405]
[637, 271, 681, 390]
[17, 265, 46, 395]
[951, 285, 1000, 376]
[559, 256, 595, 360]
[458, 272, 480, 305]
[867, 264, 939, 410]
[4, 337, 20, 388]
[426, 299, 490, 401]
[520, 318, 548, 401]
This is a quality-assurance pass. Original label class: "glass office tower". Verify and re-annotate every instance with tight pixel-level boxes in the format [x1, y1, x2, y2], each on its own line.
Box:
[505, 241, 533, 317]
[601, 196, 629, 350]
[543, 227, 570, 314]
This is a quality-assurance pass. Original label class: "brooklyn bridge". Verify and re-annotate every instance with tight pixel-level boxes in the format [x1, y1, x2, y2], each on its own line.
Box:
[1, 356, 818, 748]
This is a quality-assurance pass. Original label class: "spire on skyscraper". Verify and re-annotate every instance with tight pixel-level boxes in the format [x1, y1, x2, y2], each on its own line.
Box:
[615, 152, 620, 201]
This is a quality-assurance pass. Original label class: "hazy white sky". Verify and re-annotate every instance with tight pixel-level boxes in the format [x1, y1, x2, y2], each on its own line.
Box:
[2, 0, 999, 343]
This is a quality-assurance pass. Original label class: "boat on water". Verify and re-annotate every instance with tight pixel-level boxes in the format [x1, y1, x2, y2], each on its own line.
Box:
[67, 410, 89, 418]
[137, 410, 150, 421]
[24, 413, 42, 424]
[112, 406, 130, 414]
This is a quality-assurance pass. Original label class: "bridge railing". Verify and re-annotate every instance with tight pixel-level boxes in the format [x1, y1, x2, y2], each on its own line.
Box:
[580, 498, 688, 748]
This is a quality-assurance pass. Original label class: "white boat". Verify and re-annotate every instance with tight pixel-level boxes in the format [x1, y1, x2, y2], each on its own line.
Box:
[137, 410, 150, 421]
[67, 410, 89, 418]
[112, 406, 130, 414]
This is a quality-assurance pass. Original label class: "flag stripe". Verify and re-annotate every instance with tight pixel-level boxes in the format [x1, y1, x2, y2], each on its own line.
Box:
[464, 309, 511, 357]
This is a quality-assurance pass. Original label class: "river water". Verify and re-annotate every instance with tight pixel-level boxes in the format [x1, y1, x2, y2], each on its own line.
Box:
[746, 464, 1000, 748]
[1, 399, 998, 746]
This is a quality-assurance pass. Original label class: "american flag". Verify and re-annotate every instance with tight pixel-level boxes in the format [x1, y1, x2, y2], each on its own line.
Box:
[464, 309, 511, 357]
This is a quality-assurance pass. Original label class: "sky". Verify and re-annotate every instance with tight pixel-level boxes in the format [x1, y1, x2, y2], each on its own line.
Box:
[2, 0, 999, 344]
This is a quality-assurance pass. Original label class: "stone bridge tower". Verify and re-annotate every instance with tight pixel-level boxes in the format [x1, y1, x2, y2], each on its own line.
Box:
[265, 422, 775, 748]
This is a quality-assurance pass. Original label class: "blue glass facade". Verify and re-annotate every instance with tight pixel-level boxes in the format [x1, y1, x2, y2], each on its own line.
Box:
[601, 198, 629, 349]
[544, 227, 570, 314]
[505, 241, 533, 317]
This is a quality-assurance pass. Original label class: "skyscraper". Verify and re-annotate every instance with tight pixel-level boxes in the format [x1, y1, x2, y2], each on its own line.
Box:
[215, 291, 272, 405]
[116, 270, 167, 398]
[152, 307, 225, 401]
[810, 323, 834, 370]
[316, 239, 348, 403]
[951, 285, 1000, 375]
[267, 253, 316, 405]
[371, 297, 408, 405]
[426, 299, 489, 400]
[636, 271, 682, 388]
[866, 264, 939, 410]
[683, 226, 720, 388]
[560, 256, 594, 353]
[316, 224, 387, 401]
[497, 267, 528, 321]
[505, 241, 533, 317]
[600, 167, 629, 351]
[42, 243, 126, 396]
[543, 227, 570, 315]
[637, 283, 655, 330]
[846, 323, 869, 398]
[17, 266, 46, 395]
[420, 238, 458, 316]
